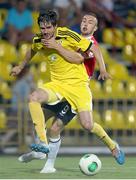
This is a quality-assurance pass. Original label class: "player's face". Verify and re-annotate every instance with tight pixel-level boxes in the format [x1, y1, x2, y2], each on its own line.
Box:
[40, 22, 56, 40]
[80, 15, 97, 36]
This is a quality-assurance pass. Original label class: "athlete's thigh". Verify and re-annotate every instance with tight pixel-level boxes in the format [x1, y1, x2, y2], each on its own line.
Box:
[39, 82, 62, 103]
[78, 111, 93, 130]
[30, 87, 60, 104]
[51, 118, 64, 133]
[29, 88, 49, 103]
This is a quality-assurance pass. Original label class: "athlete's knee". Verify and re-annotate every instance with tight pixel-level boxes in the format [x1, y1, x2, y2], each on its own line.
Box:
[81, 121, 94, 131]
[29, 89, 48, 103]
[79, 111, 94, 131]
[50, 125, 60, 136]
[29, 91, 39, 102]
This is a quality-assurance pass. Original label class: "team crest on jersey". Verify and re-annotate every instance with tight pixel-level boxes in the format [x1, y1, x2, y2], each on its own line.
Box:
[59, 40, 63, 44]
[49, 54, 57, 61]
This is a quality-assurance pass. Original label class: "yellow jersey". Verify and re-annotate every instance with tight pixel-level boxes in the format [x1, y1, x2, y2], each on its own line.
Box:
[32, 27, 93, 85]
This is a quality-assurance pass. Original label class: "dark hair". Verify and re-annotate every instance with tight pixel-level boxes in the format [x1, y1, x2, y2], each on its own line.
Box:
[38, 10, 58, 26]
[86, 12, 97, 18]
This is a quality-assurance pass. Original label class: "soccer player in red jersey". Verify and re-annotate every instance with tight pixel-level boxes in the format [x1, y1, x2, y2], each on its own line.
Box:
[81, 13, 101, 79]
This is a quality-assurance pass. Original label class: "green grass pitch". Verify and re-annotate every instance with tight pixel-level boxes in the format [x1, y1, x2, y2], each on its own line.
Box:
[0, 155, 136, 179]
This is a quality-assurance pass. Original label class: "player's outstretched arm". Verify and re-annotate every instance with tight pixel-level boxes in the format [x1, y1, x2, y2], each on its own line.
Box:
[90, 44, 112, 80]
[10, 49, 36, 76]
[42, 37, 84, 64]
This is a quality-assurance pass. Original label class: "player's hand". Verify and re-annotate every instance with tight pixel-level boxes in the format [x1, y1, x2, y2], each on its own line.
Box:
[98, 71, 112, 80]
[10, 65, 23, 76]
[41, 37, 58, 49]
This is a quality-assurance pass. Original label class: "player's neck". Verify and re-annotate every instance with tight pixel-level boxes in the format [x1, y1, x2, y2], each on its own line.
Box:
[81, 33, 93, 38]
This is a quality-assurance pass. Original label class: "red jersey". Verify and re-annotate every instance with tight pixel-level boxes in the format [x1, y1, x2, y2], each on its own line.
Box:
[84, 36, 98, 78]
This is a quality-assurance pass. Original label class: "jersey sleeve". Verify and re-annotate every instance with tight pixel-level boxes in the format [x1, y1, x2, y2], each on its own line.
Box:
[76, 36, 93, 52]
[57, 27, 93, 52]
[31, 35, 43, 52]
[91, 36, 98, 46]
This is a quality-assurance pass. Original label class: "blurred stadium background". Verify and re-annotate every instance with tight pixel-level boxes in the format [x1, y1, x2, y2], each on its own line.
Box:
[0, 0, 136, 157]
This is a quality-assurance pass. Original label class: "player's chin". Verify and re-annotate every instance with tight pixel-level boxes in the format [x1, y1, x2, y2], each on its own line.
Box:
[44, 37, 50, 40]
[81, 31, 88, 36]
[43, 35, 50, 40]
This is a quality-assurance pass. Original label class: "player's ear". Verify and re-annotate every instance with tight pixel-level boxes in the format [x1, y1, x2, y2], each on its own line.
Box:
[94, 25, 98, 32]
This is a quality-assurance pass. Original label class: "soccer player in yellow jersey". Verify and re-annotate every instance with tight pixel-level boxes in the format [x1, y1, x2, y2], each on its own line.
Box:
[11, 10, 125, 170]
[11, 10, 94, 152]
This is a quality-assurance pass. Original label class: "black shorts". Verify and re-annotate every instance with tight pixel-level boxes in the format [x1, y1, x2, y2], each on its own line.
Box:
[42, 101, 76, 125]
